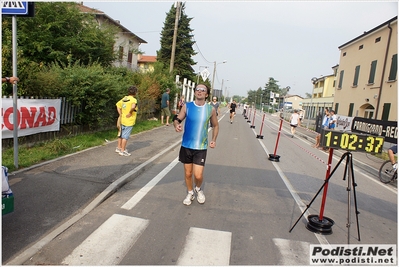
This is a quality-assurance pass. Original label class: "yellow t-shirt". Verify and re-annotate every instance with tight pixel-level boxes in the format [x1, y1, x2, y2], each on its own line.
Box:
[116, 95, 138, 126]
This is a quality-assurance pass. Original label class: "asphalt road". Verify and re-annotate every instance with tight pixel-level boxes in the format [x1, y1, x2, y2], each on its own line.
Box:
[3, 107, 397, 265]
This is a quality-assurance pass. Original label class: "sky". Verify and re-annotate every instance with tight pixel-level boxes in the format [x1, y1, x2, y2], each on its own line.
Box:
[83, 1, 397, 98]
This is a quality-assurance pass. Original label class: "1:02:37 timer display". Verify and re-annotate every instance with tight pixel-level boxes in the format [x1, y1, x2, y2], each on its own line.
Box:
[321, 129, 385, 153]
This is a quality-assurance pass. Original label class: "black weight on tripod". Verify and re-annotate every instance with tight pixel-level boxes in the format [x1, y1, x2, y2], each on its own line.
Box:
[306, 214, 335, 235]
[289, 151, 361, 241]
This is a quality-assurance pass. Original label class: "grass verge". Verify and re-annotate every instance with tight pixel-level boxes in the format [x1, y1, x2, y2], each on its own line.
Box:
[2, 120, 162, 173]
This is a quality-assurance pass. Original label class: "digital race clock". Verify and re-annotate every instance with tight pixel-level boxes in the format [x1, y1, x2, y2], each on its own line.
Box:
[321, 129, 385, 153]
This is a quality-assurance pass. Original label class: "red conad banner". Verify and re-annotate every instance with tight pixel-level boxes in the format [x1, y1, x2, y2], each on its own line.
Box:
[1, 99, 61, 139]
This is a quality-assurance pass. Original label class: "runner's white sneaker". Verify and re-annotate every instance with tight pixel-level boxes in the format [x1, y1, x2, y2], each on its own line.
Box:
[119, 150, 131, 156]
[115, 147, 122, 153]
[183, 192, 195, 206]
[195, 188, 205, 204]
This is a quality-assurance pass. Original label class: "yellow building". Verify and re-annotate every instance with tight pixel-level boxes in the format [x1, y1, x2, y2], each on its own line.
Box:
[301, 69, 336, 120]
[137, 55, 157, 73]
[334, 16, 397, 121]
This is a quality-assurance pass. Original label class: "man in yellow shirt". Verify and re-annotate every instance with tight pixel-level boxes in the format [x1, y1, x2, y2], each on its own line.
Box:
[116, 86, 138, 156]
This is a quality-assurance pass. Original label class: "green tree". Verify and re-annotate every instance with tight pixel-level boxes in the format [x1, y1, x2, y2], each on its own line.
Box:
[3, 2, 116, 69]
[263, 77, 281, 99]
[262, 77, 290, 107]
[231, 95, 243, 103]
[2, 2, 118, 95]
[157, 3, 197, 81]
[246, 87, 262, 107]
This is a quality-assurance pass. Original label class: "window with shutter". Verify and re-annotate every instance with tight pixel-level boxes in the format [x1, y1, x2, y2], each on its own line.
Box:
[353, 65, 360, 86]
[388, 54, 397, 81]
[368, 60, 377, 84]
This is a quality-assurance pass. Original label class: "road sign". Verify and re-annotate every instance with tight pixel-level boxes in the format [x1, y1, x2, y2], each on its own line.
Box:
[2, 1, 29, 15]
[200, 69, 210, 82]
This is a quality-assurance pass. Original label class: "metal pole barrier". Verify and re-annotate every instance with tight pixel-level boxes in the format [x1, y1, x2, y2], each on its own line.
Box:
[250, 108, 256, 128]
[318, 148, 334, 220]
[247, 108, 252, 123]
[269, 115, 283, 162]
[256, 114, 265, 139]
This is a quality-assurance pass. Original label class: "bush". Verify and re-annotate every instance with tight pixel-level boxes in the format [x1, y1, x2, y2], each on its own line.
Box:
[5, 60, 178, 130]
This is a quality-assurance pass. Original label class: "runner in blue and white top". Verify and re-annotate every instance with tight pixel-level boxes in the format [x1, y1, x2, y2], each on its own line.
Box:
[173, 84, 219, 206]
[182, 101, 214, 149]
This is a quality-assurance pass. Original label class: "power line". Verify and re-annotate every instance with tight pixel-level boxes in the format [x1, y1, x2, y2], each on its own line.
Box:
[134, 30, 160, 33]
[191, 35, 225, 86]
[192, 35, 213, 64]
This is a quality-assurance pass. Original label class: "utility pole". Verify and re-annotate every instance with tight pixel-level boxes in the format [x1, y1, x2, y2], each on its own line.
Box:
[170, 2, 181, 73]
[219, 79, 224, 100]
[211, 61, 216, 99]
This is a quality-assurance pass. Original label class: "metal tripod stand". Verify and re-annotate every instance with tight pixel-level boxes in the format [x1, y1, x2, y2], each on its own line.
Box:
[289, 151, 361, 242]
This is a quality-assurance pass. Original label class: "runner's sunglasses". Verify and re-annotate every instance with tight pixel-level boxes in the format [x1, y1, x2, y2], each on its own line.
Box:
[195, 87, 207, 92]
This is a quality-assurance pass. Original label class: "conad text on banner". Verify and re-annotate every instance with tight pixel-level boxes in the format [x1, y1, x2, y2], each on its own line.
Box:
[1, 98, 61, 139]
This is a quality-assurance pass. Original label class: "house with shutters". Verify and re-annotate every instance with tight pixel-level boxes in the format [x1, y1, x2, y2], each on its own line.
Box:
[333, 16, 397, 121]
[77, 3, 147, 70]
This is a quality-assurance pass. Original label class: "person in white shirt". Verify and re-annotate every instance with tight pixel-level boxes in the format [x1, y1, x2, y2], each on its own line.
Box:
[243, 103, 248, 116]
[289, 109, 300, 137]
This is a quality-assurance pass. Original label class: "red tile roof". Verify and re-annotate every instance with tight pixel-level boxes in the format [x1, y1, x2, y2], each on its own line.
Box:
[138, 55, 157, 63]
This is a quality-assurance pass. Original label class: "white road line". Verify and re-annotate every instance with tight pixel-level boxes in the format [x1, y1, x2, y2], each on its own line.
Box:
[62, 214, 149, 266]
[121, 157, 179, 210]
[273, 238, 310, 265]
[177, 227, 232, 266]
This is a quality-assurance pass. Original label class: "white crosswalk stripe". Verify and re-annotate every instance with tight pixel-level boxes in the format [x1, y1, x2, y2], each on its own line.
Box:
[273, 238, 310, 265]
[62, 214, 149, 265]
[177, 227, 232, 266]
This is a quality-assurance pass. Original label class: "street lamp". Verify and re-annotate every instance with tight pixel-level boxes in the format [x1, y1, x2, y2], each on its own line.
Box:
[221, 79, 229, 101]
[211, 60, 227, 98]
[283, 86, 290, 118]
[306, 77, 318, 128]
[226, 87, 230, 102]
[268, 90, 271, 113]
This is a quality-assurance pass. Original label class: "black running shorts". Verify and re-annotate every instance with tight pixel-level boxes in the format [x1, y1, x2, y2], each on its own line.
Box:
[179, 146, 207, 166]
